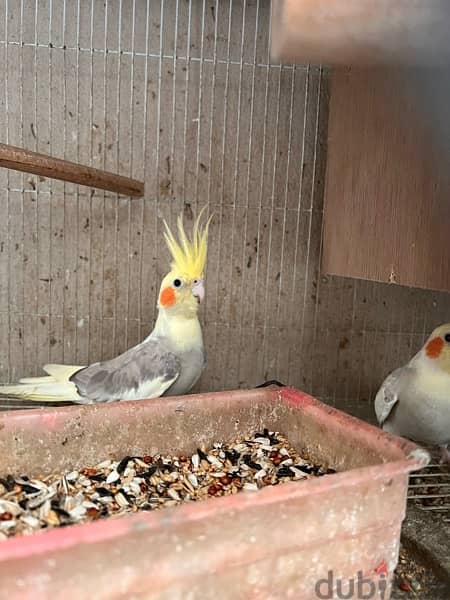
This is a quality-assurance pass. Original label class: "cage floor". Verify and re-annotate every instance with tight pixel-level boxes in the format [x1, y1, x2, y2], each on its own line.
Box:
[391, 542, 449, 599]
[407, 451, 450, 524]
[393, 449, 450, 598]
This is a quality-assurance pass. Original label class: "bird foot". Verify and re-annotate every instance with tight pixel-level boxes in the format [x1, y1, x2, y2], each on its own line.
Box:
[438, 446, 450, 465]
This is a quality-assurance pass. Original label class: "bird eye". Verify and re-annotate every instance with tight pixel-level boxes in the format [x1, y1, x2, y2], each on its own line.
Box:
[445, 333, 450, 343]
[173, 278, 182, 288]
[193, 279, 199, 285]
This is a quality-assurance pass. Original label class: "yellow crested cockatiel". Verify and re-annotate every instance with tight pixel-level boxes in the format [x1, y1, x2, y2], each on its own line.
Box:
[0, 209, 211, 405]
[375, 324, 450, 463]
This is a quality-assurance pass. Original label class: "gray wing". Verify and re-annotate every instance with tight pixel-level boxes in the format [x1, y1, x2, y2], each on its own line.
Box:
[71, 338, 181, 403]
[374, 367, 405, 426]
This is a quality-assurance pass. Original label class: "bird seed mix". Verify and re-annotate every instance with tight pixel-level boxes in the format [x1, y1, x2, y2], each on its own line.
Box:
[0, 429, 335, 539]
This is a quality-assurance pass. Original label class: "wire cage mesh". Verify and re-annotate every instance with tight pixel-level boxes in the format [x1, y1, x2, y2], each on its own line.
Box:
[0, 0, 449, 421]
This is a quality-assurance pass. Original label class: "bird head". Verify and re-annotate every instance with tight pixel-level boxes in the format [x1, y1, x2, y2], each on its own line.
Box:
[423, 323, 450, 373]
[158, 208, 212, 318]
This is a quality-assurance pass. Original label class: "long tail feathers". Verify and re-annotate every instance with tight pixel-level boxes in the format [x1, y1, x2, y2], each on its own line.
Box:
[42, 364, 85, 382]
[0, 364, 85, 406]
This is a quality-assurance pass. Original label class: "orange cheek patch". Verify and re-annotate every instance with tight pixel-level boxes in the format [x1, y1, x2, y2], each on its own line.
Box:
[425, 337, 444, 359]
[160, 286, 176, 307]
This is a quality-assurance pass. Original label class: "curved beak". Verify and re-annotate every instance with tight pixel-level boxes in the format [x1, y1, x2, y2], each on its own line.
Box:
[192, 279, 205, 304]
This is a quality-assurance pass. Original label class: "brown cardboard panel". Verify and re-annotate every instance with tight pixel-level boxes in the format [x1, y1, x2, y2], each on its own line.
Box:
[323, 67, 450, 293]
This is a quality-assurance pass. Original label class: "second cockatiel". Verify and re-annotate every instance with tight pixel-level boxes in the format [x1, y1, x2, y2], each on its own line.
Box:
[375, 324, 450, 463]
[0, 210, 211, 404]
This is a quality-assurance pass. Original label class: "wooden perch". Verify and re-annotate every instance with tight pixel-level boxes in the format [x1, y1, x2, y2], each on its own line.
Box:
[0, 144, 144, 197]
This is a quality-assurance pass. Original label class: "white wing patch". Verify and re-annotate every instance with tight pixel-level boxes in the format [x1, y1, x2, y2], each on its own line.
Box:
[119, 374, 179, 401]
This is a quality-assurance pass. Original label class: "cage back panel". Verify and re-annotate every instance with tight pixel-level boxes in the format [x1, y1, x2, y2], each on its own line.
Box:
[0, 0, 449, 420]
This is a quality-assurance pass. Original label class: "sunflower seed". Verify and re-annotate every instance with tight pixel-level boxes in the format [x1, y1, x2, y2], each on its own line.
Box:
[254, 469, 267, 480]
[106, 470, 120, 484]
[69, 505, 87, 519]
[233, 444, 248, 453]
[0, 499, 22, 516]
[28, 492, 55, 510]
[253, 438, 270, 445]
[115, 493, 129, 508]
[187, 473, 198, 488]
[98, 496, 114, 505]
[20, 514, 40, 528]
[96, 460, 112, 469]
[207, 455, 222, 467]
[197, 449, 208, 461]
[289, 466, 307, 478]
[38, 499, 52, 520]
[167, 488, 181, 501]
[117, 456, 132, 474]
[128, 481, 143, 496]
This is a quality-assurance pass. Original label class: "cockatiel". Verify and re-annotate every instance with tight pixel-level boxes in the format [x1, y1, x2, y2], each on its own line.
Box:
[0, 209, 211, 405]
[375, 324, 450, 463]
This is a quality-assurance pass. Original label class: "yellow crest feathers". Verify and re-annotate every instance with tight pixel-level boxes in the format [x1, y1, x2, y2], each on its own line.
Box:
[163, 207, 212, 279]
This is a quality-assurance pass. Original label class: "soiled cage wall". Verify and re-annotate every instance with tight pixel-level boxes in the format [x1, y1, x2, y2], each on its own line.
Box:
[0, 0, 449, 420]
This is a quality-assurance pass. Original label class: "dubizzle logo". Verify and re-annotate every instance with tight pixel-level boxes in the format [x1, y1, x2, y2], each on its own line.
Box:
[314, 561, 389, 599]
